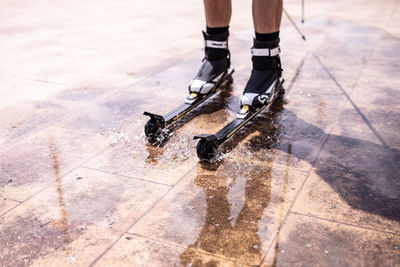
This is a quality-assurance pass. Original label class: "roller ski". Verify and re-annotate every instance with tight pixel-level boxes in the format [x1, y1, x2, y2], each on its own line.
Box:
[144, 30, 233, 143]
[194, 37, 285, 161]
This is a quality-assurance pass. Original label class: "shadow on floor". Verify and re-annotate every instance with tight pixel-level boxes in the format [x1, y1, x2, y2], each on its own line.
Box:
[179, 100, 399, 265]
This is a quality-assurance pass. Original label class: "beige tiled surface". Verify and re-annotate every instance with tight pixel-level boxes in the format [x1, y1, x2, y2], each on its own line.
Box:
[98, 233, 242, 267]
[1, 168, 170, 266]
[124, 160, 308, 266]
[262, 213, 400, 267]
[1, 0, 399, 266]
[290, 102, 400, 234]
[0, 127, 111, 202]
[0, 197, 20, 216]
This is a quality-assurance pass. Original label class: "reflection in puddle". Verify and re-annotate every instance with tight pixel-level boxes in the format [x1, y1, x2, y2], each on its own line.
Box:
[178, 92, 297, 265]
[317, 101, 326, 122]
[180, 158, 275, 265]
[49, 139, 70, 248]
[145, 142, 164, 165]
[272, 144, 292, 266]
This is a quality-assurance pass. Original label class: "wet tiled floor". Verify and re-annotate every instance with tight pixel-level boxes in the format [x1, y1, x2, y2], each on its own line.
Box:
[1, 0, 400, 266]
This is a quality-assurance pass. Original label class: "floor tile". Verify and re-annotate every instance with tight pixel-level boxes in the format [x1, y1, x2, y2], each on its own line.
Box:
[1, 168, 169, 266]
[262, 213, 400, 266]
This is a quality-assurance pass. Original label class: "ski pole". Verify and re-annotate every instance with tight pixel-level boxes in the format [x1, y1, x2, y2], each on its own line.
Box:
[283, 8, 306, 41]
[302, 0, 305, 23]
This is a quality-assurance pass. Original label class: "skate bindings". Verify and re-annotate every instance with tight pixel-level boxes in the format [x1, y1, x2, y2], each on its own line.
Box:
[237, 37, 283, 119]
[186, 30, 232, 104]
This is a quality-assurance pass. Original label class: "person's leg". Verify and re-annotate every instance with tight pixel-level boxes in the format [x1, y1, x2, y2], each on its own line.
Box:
[203, 0, 232, 61]
[204, 0, 232, 28]
[252, 0, 282, 34]
[188, 0, 232, 98]
[238, 0, 283, 113]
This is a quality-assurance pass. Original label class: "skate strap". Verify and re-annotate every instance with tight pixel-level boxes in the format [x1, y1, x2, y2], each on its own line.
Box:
[251, 46, 280, 56]
[205, 40, 228, 49]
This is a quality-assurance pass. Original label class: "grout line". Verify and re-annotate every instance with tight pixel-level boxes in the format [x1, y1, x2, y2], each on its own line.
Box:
[0, 180, 52, 218]
[0, 53, 198, 217]
[232, 150, 310, 173]
[0, 145, 111, 218]
[5, 198, 21, 204]
[285, 52, 309, 95]
[0, 47, 200, 153]
[124, 232, 253, 266]
[80, 166, 174, 187]
[259, 52, 312, 266]
[88, 165, 196, 267]
[0, 76, 145, 152]
[313, 53, 390, 149]
[262, 9, 399, 262]
[270, 144, 292, 267]
[18, 78, 62, 85]
[291, 211, 400, 236]
[0, 195, 21, 204]
[310, 0, 399, 151]
[264, 132, 332, 259]
[0, 182, 22, 204]
[125, 232, 187, 249]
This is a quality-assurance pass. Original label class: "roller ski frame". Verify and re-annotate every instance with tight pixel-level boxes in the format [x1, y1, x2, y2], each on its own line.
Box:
[144, 68, 234, 143]
[194, 77, 285, 161]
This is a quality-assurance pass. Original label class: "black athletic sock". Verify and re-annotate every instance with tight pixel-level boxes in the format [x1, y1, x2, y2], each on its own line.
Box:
[207, 26, 229, 35]
[252, 33, 280, 71]
[255, 31, 280, 42]
[205, 26, 229, 61]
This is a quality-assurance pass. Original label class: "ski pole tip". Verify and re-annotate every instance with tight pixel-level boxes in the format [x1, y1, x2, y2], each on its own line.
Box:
[302, 35, 306, 41]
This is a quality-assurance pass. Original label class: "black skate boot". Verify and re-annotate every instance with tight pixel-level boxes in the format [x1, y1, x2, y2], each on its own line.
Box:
[237, 37, 283, 119]
[186, 30, 232, 104]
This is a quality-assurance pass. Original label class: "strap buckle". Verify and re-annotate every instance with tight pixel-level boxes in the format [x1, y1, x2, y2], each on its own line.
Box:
[251, 46, 280, 56]
[205, 40, 228, 49]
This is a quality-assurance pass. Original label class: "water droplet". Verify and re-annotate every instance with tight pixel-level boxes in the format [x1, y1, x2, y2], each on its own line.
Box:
[67, 256, 76, 261]
[306, 243, 312, 248]
[253, 245, 258, 249]
[324, 250, 329, 254]
[280, 250, 285, 254]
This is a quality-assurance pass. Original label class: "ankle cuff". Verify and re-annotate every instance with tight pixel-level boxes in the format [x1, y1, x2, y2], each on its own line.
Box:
[207, 26, 229, 35]
[203, 30, 229, 42]
[253, 37, 280, 49]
